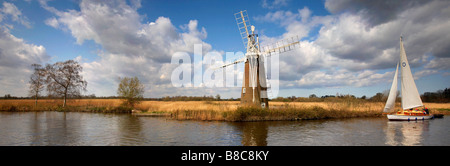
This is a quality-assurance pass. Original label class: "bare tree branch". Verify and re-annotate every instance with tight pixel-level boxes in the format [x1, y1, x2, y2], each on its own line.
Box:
[29, 64, 45, 107]
[45, 60, 87, 107]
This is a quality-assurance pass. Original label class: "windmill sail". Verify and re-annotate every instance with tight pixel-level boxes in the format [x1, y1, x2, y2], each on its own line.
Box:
[211, 10, 300, 108]
[383, 63, 399, 113]
[399, 37, 423, 110]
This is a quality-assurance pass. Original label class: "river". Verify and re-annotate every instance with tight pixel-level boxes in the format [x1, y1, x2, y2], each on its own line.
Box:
[0, 112, 448, 146]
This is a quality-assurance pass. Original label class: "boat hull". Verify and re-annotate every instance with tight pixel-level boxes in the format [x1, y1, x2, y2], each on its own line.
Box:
[387, 114, 434, 121]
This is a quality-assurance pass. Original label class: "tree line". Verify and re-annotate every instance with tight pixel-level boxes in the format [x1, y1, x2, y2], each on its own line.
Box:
[271, 89, 450, 103]
[2, 88, 449, 103]
[4, 87, 449, 103]
[2, 63, 449, 104]
[422, 88, 450, 102]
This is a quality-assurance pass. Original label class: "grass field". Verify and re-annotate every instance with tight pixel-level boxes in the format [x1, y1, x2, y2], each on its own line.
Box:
[0, 99, 128, 112]
[1, 99, 449, 121]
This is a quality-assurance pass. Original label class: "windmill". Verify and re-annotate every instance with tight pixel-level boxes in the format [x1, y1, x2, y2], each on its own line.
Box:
[216, 10, 300, 108]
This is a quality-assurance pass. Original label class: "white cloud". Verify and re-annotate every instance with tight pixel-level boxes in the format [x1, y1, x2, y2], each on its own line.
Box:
[0, 27, 50, 96]
[425, 57, 450, 70]
[262, 0, 289, 9]
[0, 2, 48, 96]
[299, 7, 311, 23]
[31, 0, 450, 97]
[44, 17, 59, 28]
[324, 0, 430, 27]
[413, 69, 438, 80]
[255, 0, 450, 91]
[42, 0, 214, 97]
[0, 2, 31, 28]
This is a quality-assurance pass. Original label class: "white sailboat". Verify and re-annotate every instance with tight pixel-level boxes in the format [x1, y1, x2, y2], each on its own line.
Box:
[384, 36, 433, 121]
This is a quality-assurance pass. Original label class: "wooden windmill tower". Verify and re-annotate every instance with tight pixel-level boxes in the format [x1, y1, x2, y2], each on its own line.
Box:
[217, 10, 300, 108]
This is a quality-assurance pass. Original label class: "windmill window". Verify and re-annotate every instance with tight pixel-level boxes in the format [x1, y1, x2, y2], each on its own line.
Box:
[243, 88, 246, 94]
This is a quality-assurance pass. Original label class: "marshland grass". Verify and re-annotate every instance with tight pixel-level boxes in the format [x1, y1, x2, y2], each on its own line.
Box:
[0, 99, 131, 113]
[138, 99, 450, 121]
[1, 99, 449, 121]
[169, 101, 385, 121]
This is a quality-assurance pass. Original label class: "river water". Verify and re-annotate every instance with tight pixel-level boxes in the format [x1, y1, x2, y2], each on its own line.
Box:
[0, 112, 448, 146]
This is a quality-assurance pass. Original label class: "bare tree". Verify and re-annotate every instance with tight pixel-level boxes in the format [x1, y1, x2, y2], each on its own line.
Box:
[117, 76, 144, 107]
[29, 64, 46, 107]
[45, 60, 87, 107]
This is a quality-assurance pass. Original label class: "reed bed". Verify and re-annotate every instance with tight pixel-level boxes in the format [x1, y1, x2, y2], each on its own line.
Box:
[1, 99, 449, 121]
[170, 101, 385, 121]
[0, 99, 130, 113]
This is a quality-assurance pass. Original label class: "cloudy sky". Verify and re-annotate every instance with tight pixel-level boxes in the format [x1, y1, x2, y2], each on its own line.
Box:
[0, 0, 449, 98]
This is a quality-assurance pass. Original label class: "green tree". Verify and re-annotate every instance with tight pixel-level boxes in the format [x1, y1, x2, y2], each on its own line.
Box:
[117, 76, 145, 107]
[370, 93, 384, 102]
[215, 94, 221, 101]
[309, 94, 318, 98]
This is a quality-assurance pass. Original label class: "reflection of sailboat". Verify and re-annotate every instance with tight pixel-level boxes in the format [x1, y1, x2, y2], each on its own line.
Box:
[384, 36, 433, 121]
[385, 121, 428, 146]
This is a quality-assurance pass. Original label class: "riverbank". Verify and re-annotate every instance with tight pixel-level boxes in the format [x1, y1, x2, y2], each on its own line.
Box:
[0, 99, 132, 113]
[1, 99, 449, 121]
[127, 100, 450, 121]
[170, 106, 383, 121]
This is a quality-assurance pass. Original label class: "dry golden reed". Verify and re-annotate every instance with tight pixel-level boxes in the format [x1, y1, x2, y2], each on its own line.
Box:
[1, 99, 449, 121]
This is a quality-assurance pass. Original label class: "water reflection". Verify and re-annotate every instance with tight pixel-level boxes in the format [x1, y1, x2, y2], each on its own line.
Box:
[117, 115, 144, 145]
[29, 112, 94, 145]
[232, 122, 269, 146]
[0, 112, 448, 146]
[234, 118, 438, 146]
[384, 120, 430, 146]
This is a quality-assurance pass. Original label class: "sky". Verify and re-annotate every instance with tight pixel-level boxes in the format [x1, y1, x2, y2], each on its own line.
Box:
[0, 0, 449, 99]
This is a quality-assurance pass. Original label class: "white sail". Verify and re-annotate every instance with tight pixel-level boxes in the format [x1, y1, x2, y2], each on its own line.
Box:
[399, 37, 423, 110]
[384, 63, 399, 112]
